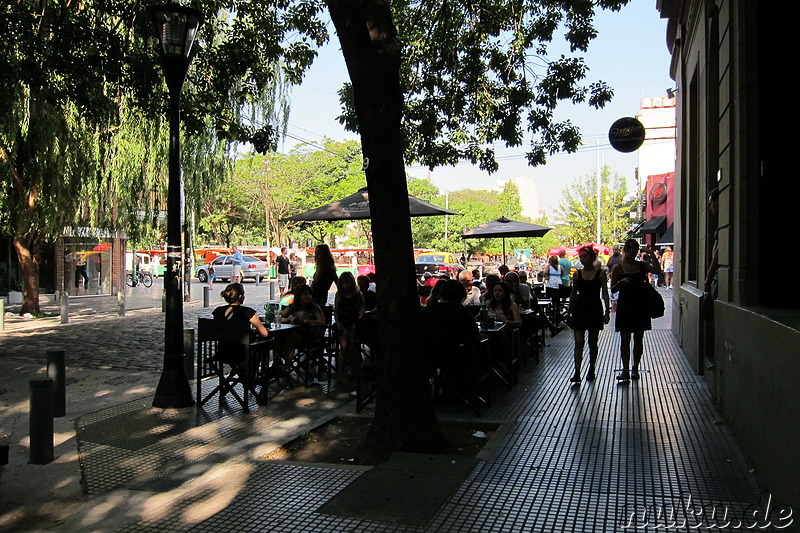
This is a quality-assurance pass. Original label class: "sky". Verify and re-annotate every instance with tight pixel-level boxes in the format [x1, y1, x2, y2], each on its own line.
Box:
[283, 0, 673, 215]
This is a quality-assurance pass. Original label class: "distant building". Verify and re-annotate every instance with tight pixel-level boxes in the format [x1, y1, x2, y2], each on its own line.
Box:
[494, 175, 540, 219]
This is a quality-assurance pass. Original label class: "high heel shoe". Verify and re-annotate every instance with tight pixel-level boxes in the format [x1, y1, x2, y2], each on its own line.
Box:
[631, 369, 640, 379]
[587, 368, 596, 381]
[616, 372, 630, 381]
[569, 374, 582, 383]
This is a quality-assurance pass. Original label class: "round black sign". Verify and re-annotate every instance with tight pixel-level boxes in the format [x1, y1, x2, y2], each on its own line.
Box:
[608, 117, 646, 153]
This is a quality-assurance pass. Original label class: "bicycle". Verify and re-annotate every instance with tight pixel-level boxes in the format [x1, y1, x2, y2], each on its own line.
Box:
[126, 270, 153, 288]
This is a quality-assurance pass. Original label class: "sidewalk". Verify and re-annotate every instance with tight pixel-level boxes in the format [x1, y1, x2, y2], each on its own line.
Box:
[1, 288, 775, 532]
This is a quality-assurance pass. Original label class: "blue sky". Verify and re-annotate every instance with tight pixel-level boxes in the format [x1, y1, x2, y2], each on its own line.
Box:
[284, 0, 673, 214]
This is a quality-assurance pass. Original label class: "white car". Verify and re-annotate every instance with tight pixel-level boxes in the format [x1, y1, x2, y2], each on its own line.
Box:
[196, 255, 270, 282]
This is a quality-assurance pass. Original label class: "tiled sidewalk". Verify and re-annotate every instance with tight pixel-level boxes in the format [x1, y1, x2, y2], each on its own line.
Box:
[68, 291, 771, 533]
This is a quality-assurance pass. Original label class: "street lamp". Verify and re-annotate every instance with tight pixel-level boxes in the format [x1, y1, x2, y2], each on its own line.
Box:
[149, 4, 204, 408]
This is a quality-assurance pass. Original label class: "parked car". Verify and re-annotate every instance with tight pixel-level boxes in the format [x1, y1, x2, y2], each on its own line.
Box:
[415, 252, 465, 279]
[482, 261, 501, 277]
[196, 254, 270, 282]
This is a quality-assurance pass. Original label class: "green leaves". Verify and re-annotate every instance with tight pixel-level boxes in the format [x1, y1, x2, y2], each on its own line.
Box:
[337, 0, 630, 172]
[554, 164, 637, 245]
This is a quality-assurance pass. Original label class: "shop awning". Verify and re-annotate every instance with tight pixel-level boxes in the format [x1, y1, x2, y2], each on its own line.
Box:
[655, 224, 674, 246]
[640, 216, 667, 234]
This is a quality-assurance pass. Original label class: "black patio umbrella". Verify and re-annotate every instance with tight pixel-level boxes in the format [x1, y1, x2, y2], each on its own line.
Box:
[281, 187, 460, 221]
[462, 217, 551, 265]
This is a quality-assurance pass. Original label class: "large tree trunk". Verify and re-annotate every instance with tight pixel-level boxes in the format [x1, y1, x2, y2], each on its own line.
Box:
[327, 0, 443, 454]
[13, 237, 41, 315]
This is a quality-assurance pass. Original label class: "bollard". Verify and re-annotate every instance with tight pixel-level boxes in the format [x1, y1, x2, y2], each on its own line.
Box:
[255, 275, 260, 286]
[29, 378, 54, 464]
[183, 328, 195, 380]
[60, 293, 69, 325]
[0, 297, 4, 332]
[46, 350, 66, 417]
[117, 291, 126, 317]
[203, 286, 210, 308]
[162, 289, 166, 313]
[269, 281, 276, 300]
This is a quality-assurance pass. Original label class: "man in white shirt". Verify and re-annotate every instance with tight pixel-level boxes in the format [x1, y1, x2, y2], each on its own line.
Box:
[458, 270, 482, 306]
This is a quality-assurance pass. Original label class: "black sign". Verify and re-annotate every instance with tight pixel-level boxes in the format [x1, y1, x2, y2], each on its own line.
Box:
[609, 117, 646, 153]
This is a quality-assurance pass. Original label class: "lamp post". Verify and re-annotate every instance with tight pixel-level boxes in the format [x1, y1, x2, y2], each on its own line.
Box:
[149, 4, 204, 408]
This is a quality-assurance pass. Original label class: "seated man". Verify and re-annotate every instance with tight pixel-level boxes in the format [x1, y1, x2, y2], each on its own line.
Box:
[458, 270, 482, 306]
[420, 280, 481, 369]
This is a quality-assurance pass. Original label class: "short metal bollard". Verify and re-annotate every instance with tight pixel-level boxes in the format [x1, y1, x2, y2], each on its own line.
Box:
[29, 378, 54, 464]
[255, 275, 260, 286]
[161, 289, 166, 313]
[117, 291, 125, 317]
[203, 286, 210, 308]
[0, 298, 4, 332]
[60, 293, 69, 325]
[183, 328, 195, 380]
[46, 350, 66, 418]
[269, 281, 277, 300]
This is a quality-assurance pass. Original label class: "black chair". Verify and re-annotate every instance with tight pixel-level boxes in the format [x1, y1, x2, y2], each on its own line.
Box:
[354, 316, 379, 413]
[196, 318, 271, 413]
[431, 338, 492, 416]
[520, 311, 542, 364]
[287, 324, 327, 387]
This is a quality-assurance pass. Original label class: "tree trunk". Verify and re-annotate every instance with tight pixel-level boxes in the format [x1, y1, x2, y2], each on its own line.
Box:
[13, 237, 41, 315]
[327, 0, 443, 454]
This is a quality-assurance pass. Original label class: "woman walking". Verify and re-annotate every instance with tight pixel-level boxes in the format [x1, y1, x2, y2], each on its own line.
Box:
[610, 239, 661, 380]
[566, 246, 610, 383]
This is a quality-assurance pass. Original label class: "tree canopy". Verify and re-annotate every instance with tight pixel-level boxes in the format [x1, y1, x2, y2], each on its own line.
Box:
[554, 164, 636, 244]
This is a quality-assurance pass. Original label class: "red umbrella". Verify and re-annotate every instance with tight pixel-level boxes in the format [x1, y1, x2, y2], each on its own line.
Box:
[581, 242, 611, 256]
[547, 246, 579, 257]
[93, 243, 111, 251]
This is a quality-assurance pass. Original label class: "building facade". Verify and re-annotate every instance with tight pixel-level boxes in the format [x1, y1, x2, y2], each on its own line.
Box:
[658, 0, 799, 510]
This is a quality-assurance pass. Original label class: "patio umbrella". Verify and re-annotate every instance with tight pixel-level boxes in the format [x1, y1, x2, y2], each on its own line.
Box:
[462, 217, 551, 265]
[282, 187, 460, 221]
[580, 242, 611, 256]
[547, 245, 578, 257]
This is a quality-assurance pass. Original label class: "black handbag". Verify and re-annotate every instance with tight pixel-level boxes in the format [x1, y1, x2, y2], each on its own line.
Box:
[644, 283, 665, 319]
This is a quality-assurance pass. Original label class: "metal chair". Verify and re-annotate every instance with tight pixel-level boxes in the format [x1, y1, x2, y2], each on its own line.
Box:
[431, 338, 492, 416]
[196, 318, 270, 413]
[354, 316, 380, 413]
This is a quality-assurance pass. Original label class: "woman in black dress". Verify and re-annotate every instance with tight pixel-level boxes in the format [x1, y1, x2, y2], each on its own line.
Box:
[610, 239, 662, 381]
[566, 246, 610, 383]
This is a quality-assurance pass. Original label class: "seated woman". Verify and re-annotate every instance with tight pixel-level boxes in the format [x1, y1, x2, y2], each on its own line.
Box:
[485, 281, 522, 328]
[212, 283, 269, 338]
[276, 285, 326, 376]
[278, 275, 307, 310]
[334, 272, 365, 386]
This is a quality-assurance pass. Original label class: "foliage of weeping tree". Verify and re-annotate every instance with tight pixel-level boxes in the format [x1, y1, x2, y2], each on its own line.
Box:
[0, 0, 318, 314]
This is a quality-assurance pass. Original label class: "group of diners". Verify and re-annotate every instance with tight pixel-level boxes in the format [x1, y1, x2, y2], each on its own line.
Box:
[420, 267, 562, 338]
[210, 243, 378, 388]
